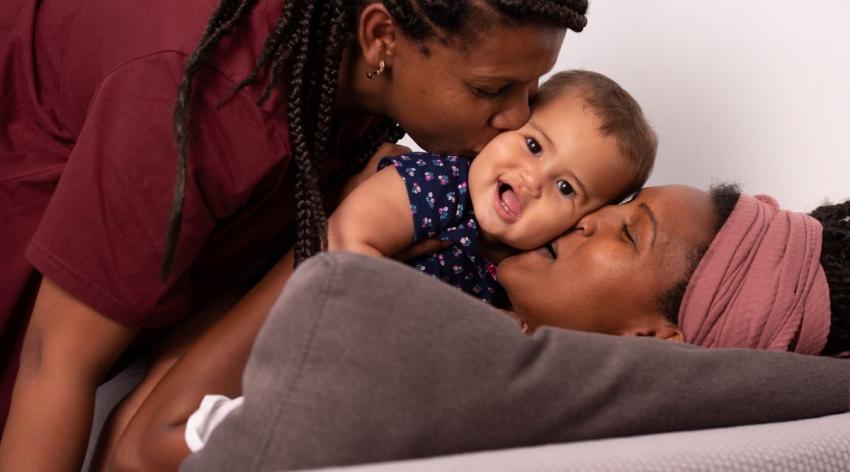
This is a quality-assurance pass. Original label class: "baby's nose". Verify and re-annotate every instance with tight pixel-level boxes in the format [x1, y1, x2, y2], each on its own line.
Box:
[520, 172, 543, 198]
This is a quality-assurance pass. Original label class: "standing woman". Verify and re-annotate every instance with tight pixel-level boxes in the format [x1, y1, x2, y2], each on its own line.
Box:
[0, 0, 587, 470]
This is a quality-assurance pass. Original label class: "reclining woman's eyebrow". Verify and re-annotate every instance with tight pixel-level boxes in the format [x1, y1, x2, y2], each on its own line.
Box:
[639, 202, 658, 249]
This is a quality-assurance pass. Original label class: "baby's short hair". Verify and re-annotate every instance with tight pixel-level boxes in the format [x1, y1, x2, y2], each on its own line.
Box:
[534, 70, 658, 200]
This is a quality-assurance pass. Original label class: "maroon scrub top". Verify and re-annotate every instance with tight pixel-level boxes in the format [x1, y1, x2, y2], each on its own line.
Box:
[0, 0, 373, 430]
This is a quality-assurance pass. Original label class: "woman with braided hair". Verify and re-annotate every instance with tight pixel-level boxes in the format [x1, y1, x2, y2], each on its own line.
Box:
[0, 0, 588, 470]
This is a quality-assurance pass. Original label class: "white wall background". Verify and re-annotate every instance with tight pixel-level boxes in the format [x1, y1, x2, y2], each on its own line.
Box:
[402, 0, 850, 211]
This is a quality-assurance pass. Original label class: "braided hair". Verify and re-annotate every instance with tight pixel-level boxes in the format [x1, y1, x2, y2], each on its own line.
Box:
[164, 0, 589, 278]
[810, 199, 850, 355]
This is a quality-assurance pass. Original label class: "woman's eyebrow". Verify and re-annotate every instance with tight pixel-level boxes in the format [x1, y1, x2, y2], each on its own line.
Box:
[638, 202, 658, 249]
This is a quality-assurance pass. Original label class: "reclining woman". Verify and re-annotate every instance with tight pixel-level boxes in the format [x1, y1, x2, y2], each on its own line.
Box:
[500, 183, 849, 355]
[138, 183, 850, 472]
[180, 186, 850, 471]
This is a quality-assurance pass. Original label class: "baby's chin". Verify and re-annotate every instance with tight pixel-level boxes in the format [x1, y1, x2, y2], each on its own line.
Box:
[478, 222, 542, 249]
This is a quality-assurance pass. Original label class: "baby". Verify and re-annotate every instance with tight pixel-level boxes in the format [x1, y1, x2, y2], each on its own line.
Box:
[328, 70, 657, 306]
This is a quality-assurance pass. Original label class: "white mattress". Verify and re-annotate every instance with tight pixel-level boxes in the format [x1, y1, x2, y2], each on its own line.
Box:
[306, 413, 850, 472]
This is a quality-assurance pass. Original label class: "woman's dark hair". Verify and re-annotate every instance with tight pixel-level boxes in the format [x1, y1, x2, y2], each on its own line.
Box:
[162, 0, 589, 278]
[810, 199, 850, 355]
[658, 183, 742, 324]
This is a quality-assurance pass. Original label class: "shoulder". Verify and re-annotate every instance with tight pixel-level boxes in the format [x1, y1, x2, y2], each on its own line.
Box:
[378, 153, 470, 182]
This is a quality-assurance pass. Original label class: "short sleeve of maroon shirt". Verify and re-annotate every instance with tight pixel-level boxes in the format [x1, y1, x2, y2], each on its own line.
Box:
[26, 53, 292, 327]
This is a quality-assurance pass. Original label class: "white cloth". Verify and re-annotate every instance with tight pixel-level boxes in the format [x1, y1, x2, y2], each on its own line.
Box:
[185, 395, 244, 452]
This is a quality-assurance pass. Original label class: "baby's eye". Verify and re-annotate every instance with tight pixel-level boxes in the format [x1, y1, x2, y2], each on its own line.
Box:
[525, 137, 542, 155]
[557, 179, 575, 196]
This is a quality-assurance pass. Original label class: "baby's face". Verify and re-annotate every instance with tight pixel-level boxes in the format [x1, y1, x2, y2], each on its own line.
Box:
[468, 91, 634, 250]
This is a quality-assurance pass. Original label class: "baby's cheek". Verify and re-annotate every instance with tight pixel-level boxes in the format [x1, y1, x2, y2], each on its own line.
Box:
[529, 209, 580, 245]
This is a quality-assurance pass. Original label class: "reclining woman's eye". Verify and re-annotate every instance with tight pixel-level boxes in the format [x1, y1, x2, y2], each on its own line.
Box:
[622, 223, 636, 246]
[526, 137, 542, 155]
[557, 179, 575, 196]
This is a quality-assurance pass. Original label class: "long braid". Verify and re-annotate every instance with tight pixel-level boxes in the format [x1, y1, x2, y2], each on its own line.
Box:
[810, 200, 850, 355]
[165, 0, 258, 278]
[167, 0, 589, 277]
[260, 2, 309, 104]
[286, 1, 325, 262]
[226, 0, 301, 102]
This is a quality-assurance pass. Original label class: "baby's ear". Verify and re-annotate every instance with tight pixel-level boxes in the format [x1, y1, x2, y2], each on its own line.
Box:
[619, 319, 684, 343]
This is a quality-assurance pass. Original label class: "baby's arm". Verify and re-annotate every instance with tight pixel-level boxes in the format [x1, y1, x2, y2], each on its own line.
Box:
[338, 142, 411, 202]
[327, 165, 415, 257]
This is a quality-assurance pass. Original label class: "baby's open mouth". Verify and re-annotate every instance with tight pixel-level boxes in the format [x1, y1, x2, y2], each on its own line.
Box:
[497, 181, 522, 219]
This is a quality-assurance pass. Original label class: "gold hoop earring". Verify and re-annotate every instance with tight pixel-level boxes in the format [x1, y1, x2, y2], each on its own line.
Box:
[366, 59, 386, 79]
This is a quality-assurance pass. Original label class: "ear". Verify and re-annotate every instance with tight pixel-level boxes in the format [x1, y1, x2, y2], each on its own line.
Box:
[357, 3, 399, 69]
[619, 318, 685, 343]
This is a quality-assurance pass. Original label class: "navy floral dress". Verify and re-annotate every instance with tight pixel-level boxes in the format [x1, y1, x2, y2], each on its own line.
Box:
[378, 153, 507, 306]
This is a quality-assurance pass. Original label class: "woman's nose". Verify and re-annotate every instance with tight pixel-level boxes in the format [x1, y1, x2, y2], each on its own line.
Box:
[576, 207, 622, 237]
[489, 92, 531, 131]
[574, 211, 606, 237]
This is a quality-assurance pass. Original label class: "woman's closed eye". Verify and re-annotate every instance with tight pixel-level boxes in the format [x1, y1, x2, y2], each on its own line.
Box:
[473, 84, 511, 99]
[622, 223, 636, 247]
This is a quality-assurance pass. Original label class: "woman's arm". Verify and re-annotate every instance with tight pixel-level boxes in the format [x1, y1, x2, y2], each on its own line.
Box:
[87, 285, 248, 472]
[108, 249, 297, 472]
[0, 278, 138, 472]
[109, 166, 416, 471]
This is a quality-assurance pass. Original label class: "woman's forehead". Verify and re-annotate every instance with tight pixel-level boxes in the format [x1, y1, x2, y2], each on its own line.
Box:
[635, 185, 715, 244]
[452, 25, 565, 80]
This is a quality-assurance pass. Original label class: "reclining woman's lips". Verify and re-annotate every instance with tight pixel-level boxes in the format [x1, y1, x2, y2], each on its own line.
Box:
[533, 241, 557, 260]
[494, 182, 522, 223]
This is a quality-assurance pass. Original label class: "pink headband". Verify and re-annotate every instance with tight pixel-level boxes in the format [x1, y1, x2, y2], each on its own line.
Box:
[678, 193, 831, 354]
